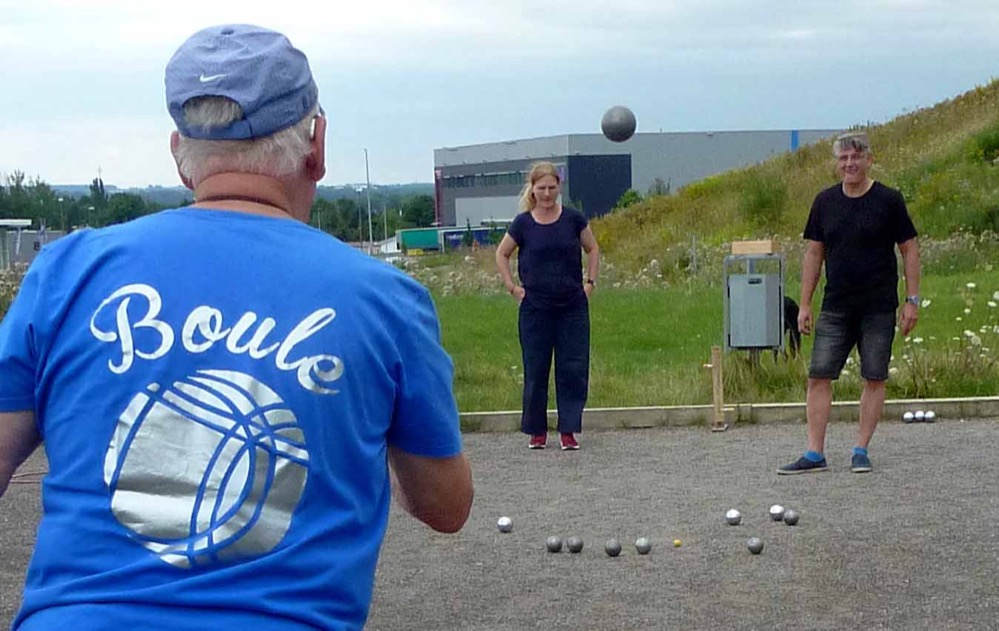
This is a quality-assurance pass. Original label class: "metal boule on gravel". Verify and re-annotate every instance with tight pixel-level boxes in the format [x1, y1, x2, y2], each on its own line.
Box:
[566, 536, 584, 553]
[635, 537, 652, 555]
[545, 536, 563, 553]
[604, 539, 622, 557]
[783, 509, 800, 526]
[747, 537, 764, 554]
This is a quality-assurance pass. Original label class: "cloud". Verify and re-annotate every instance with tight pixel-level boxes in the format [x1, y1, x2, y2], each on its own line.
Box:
[2, 0, 999, 185]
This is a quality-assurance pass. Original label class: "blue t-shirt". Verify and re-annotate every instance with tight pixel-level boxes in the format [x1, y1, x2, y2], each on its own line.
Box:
[0, 208, 463, 630]
[507, 207, 588, 310]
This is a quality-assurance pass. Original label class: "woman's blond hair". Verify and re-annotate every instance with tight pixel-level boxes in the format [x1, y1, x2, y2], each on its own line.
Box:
[517, 162, 561, 212]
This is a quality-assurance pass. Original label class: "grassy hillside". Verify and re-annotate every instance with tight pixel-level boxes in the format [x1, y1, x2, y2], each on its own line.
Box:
[593, 80, 999, 283]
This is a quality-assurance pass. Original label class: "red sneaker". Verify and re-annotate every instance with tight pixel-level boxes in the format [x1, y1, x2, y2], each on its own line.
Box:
[528, 434, 547, 450]
[560, 433, 580, 451]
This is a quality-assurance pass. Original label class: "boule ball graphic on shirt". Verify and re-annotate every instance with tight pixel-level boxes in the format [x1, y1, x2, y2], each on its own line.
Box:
[104, 369, 309, 568]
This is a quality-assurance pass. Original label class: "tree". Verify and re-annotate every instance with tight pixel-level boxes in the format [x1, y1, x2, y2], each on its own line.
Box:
[401, 194, 435, 228]
[613, 189, 643, 211]
[88, 177, 108, 211]
[0, 171, 31, 219]
[106, 193, 149, 225]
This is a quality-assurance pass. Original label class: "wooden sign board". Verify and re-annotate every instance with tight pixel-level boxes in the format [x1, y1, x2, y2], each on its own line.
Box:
[731, 240, 778, 255]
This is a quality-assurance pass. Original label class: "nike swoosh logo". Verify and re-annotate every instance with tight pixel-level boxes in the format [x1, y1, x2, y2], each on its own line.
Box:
[199, 73, 226, 83]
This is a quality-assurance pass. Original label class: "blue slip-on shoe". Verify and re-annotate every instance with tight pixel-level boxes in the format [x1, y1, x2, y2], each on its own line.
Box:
[777, 456, 829, 475]
[851, 452, 873, 473]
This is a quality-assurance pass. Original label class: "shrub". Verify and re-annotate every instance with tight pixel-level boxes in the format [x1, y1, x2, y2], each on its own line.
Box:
[738, 172, 788, 232]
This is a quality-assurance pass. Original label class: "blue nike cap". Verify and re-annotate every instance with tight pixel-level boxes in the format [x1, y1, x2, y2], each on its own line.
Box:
[166, 24, 319, 140]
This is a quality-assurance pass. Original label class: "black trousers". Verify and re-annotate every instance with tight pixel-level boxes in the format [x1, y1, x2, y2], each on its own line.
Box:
[518, 298, 590, 435]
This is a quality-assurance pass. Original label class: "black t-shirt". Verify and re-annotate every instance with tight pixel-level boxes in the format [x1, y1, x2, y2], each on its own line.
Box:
[508, 207, 588, 310]
[803, 181, 918, 313]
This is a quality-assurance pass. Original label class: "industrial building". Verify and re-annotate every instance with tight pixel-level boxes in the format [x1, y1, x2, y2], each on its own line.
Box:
[433, 129, 841, 226]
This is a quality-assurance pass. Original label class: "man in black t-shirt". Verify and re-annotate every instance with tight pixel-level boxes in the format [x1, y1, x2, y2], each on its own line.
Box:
[778, 132, 920, 475]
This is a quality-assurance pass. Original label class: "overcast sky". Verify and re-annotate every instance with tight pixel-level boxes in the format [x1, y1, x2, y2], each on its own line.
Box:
[1, 0, 998, 189]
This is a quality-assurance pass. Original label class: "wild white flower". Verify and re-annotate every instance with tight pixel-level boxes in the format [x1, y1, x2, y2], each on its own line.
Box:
[981, 326, 990, 333]
[913, 337, 924, 344]
[889, 366, 899, 375]
[989, 301, 997, 308]
[993, 290, 999, 301]
[970, 334, 982, 346]
[967, 282, 977, 289]
[964, 308, 972, 314]
[964, 330, 975, 338]
[921, 299, 932, 308]
[956, 317, 963, 322]
[845, 356, 855, 366]
[841, 369, 851, 377]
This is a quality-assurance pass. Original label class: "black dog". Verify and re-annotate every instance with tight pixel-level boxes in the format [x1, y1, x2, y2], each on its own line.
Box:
[783, 296, 801, 358]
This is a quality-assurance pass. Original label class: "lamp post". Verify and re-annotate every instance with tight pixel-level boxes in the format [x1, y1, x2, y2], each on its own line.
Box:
[364, 149, 373, 255]
[355, 187, 363, 246]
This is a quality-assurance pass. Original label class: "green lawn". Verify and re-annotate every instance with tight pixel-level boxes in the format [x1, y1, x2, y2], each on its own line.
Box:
[436, 272, 999, 412]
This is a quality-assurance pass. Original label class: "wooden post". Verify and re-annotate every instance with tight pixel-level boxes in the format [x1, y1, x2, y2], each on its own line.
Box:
[711, 345, 729, 432]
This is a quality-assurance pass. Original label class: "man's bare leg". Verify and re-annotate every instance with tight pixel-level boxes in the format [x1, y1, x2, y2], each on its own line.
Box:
[806, 377, 833, 454]
[857, 379, 886, 449]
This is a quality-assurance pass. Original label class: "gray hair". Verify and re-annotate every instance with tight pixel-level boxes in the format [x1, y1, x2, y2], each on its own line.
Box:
[833, 132, 871, 156]
[173, 97, 319, 183]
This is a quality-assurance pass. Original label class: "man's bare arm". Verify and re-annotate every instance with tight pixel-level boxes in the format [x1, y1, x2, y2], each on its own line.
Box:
[388, 447, 473, 534]
[0, 410, 40, 498]
[798, 240, 825, 335]
[898, 237, 921, 335]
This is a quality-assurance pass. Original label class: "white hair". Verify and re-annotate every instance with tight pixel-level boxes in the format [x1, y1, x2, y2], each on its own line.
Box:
[833, 132, 871, 156]
[173, 97, 319, 183]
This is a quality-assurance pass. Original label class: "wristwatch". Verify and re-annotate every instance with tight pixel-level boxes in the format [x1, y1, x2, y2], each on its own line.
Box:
[905, 295, 920, 306]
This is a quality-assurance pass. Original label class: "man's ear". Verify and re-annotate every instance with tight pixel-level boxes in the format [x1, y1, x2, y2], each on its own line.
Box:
[305, 117, 327, 183]
[170, 131, 195, 191]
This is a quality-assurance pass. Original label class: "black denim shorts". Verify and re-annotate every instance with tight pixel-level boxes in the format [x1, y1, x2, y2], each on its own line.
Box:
[808, 310, 896, 381]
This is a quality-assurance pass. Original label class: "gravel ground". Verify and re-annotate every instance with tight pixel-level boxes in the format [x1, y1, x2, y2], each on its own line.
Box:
[3, 418, 998, 630]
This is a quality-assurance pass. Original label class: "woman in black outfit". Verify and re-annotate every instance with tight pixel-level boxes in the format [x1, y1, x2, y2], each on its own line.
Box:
[495, 162, 600, 451]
